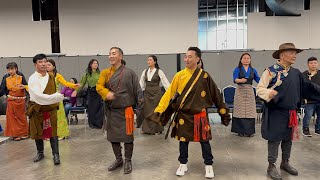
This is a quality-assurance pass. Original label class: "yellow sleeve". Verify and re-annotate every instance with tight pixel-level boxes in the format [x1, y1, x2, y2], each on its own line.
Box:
[25, 85, 28, 92]
[96, 69, 110, 101]
[154, 72, 180, 113]
[56, 73, 77, 90]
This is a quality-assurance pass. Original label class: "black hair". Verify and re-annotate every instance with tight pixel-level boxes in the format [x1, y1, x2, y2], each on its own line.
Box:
[188, 47, 202, 59]
[71, 78, 78, 84]
[148, 55, 160, 69]
[33, 53, 47, 63]
[238, 53, 252, 68]
[308, 56, 318, 63]
[6, 62, 18, 70]
[86, 59, 100, 76]
[47, 59, 58, 77]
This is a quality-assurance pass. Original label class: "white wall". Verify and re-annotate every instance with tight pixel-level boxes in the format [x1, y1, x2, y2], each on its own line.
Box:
[58, 0, 198, 55]
[248, 0, 320, 50]
[0, 0, 51, 57]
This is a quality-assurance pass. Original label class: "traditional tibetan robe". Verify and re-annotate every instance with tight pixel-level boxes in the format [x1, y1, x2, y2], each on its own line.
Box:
[27, 73, 60, 140]
[257, 62, 320, 141]
[139, 68, 170, 134]
[4, 74, 28, 137]
[96, 65, 143, 143]
[155, 67, 230, 142]
[231, 66, 260, 136]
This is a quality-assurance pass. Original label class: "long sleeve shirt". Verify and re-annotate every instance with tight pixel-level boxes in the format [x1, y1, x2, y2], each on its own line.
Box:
[55, 73, 78, 90]
[154, 68, 196, 113]
[28, 71, 64, 105]
[96, 67, 116, 101]
[139, 68, 170, 91]
[232, 66, 260, 83]
[78, 71, 100, 92]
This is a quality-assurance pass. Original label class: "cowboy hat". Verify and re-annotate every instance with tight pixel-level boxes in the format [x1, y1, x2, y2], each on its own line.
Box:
[272, 43, 303, 59]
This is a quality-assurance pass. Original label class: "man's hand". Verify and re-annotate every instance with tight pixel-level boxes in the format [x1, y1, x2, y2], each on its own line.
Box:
[269, 90, 278, 99]
[75, 83, 81, 88]
[106, 92, 115, 100]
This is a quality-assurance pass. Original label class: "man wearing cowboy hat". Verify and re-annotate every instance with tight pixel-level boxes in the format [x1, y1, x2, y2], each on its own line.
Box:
[257, 43, 320, 180]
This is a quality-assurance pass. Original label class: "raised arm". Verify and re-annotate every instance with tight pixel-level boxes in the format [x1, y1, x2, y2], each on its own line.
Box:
[56, 73, 78, 89]
[256, 69, 275, 102]
[154, 73, 179, 113]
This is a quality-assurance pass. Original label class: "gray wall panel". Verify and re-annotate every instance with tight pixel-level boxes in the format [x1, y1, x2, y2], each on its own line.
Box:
[1, 50, 319, 91]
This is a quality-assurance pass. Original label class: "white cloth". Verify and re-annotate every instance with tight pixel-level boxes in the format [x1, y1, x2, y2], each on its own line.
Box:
[28, 71, 64, 105]
[139, 68, 170, 91]
[256, 70, 274, 102]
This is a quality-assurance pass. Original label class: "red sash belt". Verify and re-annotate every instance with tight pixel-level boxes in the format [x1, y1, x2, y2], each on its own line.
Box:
[289, 110, 299, 141]
[194, 110, 210, 142]
[42, 112, 52, 139]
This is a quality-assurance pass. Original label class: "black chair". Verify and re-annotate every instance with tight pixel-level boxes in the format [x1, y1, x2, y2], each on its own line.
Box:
[67, 88, 88, 132]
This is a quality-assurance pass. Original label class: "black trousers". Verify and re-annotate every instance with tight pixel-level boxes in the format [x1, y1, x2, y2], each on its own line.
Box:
[178, 141, 214, 165]
[268, 140, 292, 163]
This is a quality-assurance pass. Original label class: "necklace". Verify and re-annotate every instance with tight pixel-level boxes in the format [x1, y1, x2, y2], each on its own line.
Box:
[107, 65, 125, 92]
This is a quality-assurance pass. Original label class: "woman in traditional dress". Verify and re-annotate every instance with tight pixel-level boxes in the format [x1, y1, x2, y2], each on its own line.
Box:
[78, 59, 104, 129]
[46, 59, 79, 140]
[231, 53, 260, 137]
[2, 62, 29, 141]
[139, 55, 170, 134]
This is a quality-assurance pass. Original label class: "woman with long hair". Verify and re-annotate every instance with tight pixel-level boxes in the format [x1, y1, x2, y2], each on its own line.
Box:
[231, 53, 260, 137]
[78, 59, 104, 129]
[46, 59, 80, 140]
[139, 55, 170, 134]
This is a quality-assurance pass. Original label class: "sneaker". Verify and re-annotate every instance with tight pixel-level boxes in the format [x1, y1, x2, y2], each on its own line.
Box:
[302, 128, 312, 137]
[176, 164, 188, 176]
[315, 130, 320, 136]
[205, 165, 215, 179]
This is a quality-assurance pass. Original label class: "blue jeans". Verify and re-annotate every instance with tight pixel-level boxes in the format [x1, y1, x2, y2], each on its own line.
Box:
[64, 103, 73, 117]
[302, 103, 320, 130]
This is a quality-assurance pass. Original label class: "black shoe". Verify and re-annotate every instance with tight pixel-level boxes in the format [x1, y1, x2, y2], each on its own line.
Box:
[108, 143, 123, 171]
[280, 161, 298, 175]
[124, 160, 132, 174]
[302, 128, 312, 137]
[315, 130, 320, 136]
[267, 163, 282, 180]
[33, 153, 44, 162]
[50, 137, 61, 165]
[53, 154, 60, 165]
[108, 159, 124, 171]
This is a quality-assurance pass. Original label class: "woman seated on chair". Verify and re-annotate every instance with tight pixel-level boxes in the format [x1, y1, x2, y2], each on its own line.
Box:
[61, 78, 78, 117]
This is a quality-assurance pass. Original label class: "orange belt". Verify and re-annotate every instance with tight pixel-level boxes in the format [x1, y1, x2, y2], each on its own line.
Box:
[125, 106, 135, 135]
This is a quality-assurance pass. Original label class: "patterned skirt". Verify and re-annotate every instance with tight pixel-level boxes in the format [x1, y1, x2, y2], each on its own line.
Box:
[231, 84, 256, 135]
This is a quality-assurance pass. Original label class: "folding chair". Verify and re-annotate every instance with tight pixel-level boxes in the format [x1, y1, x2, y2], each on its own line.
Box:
[222, 85, 236, 112]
